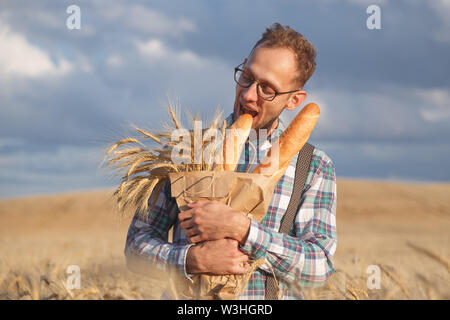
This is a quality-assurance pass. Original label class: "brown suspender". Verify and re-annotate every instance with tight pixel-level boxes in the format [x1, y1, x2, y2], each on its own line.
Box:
[265, 142, 315, 300]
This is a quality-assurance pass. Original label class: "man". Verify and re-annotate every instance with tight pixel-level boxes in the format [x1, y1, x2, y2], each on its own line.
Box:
[124, 23, 337, 300]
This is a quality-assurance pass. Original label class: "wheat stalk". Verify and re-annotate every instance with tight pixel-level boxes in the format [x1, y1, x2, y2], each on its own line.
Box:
[378, 264, 410, 298]
[406, 241, 450, 273]
[104, 103, 228, 214]
[133, 126, 163, 145]
[106, 138, 144, 155]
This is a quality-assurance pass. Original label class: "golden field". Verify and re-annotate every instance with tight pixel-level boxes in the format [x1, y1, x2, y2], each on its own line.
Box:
[0, 178, 449, 300]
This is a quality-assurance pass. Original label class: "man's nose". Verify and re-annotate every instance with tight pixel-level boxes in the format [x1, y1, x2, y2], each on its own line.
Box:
[241, 81, 258, 102]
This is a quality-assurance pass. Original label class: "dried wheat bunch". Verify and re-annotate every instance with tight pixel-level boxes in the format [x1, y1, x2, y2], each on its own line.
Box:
[104, 105, 226, 214]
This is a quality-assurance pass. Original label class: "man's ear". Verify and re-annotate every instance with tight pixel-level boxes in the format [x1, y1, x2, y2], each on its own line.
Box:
[285, 90, 307, 111]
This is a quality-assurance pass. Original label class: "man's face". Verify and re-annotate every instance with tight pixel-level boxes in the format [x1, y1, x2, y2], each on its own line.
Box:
[233, 45, 305, 132]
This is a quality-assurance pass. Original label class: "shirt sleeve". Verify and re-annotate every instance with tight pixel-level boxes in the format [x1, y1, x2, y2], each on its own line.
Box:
[124, 181, 195, 279]
[239, 157, 337, 287]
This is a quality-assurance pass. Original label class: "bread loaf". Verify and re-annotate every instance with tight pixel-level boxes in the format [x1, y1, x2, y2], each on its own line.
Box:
[222, 114, 253, 171]
[252, 103, 320, 179]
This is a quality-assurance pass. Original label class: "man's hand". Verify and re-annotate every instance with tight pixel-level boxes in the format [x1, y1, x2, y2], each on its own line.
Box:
[178, 200, 250, 244]
[186, 239, 249, 275]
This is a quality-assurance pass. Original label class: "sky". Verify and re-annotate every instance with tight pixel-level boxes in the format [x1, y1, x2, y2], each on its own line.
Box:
[0, 0, 449, 198]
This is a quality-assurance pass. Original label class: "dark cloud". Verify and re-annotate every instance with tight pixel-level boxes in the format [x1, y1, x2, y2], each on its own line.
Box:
[0, 0, 449, 197]
[314, 141, 450, 182]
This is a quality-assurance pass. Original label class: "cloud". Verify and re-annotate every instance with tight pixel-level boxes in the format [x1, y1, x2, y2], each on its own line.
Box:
[0, 144, 113, 198]
[0, 21, 73, 78]
[0, 30, 233, 149]
[0, 137, 26, 152]
[320, 0, 387, 5]
[429, 0, 450, 44]
[99, 3, 196, 38]
[127, 5, 196, 36]
[416, 88, 450, 122]
[136, 38, 204, 67]
[1, 0, 450, 198]
[281, 84, 450, 143]
[318, 140, 450, 181]
[106, 54, 124, 68]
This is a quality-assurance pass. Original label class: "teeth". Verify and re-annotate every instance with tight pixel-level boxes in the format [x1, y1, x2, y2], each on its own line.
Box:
[241, 104, 258, 116]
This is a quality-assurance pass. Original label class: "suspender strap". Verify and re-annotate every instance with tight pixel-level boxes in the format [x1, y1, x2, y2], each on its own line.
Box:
[265, 142, 315, 300]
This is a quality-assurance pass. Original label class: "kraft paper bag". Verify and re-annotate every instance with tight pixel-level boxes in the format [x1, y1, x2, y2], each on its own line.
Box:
[168, 170, 278, 300]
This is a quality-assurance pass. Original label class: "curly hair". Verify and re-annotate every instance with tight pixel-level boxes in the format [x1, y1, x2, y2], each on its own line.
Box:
[252, 23, 317, 88]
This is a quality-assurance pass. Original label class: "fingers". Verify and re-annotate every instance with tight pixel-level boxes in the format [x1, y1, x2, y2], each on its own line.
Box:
[189, 234, 203, 244]
[178, 204, 207, 222]
[178, 208, 194, 222]
[187, 199, 209, 208]
[232, 247, 249, 273]
[179, 217, 194, 230]
[237, 253, 249, 263]
[191, 238, 250, 274]
[183, 226, 197, 238]
[179, 208, 204, 242]
[231, 260, 250, 274]
[184, 225, 205, 243]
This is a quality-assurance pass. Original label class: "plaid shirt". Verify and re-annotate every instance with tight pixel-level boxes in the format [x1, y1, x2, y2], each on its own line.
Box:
[124, 114, 337, 300]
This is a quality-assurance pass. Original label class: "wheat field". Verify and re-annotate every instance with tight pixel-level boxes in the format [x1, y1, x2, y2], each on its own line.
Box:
[0, 179, 449, 300]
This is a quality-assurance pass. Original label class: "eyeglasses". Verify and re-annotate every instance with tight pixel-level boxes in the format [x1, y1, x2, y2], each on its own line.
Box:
[234, 62, 301, 101]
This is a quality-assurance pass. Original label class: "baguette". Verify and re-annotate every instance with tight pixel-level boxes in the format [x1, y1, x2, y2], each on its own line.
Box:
[222, 114, 253, 171]
[252, 103, 320, 179]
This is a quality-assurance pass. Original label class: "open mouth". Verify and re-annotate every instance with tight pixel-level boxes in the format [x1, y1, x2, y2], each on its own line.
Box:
[240, 104, 259, 118]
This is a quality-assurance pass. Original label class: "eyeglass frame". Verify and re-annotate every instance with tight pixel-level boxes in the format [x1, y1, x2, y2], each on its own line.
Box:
[234, 62, 301, 101]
